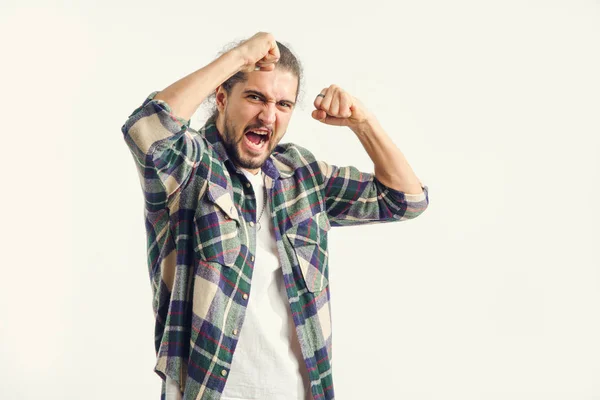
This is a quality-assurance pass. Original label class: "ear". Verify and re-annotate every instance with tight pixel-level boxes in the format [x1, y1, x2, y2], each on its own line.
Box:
[216, 86, 227, 113]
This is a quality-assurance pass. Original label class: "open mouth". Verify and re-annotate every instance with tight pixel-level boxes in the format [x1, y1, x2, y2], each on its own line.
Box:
[243, 128, 271, 154]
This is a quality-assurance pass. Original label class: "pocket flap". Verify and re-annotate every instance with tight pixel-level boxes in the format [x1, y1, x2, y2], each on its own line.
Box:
[285, 212, 331, 293]
[206, 181, 240, 223]
[285, 211, 331, 247]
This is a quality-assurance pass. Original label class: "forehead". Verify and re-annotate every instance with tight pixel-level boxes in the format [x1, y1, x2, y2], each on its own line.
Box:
[237, 68, 298, 101]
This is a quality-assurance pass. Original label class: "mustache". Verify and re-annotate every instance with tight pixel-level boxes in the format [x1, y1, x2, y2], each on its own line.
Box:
[244, 123, 273, 136]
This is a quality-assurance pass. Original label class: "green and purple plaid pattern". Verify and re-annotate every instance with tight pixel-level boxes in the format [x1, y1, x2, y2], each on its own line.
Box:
[122, 92, 429, 400]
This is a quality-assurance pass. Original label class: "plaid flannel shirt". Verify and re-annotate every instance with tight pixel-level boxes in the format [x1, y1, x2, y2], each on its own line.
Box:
[122, 91, 429, 400]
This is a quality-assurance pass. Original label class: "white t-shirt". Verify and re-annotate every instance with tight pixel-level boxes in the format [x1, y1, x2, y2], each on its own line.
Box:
[166, 170, 311, 400]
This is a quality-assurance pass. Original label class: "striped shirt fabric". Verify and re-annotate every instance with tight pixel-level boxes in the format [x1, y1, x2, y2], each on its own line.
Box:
[121, 92, 429, 400]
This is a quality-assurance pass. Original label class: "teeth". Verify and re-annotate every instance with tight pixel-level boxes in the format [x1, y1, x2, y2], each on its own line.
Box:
[247, 130, 268, 136]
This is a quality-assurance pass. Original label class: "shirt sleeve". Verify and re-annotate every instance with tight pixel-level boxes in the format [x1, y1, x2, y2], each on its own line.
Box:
[317, 160, 429, 227]
[121, 91, 204, 211]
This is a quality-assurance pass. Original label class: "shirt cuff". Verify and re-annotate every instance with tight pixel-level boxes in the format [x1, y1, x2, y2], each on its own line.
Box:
[146, 91, 191, 128]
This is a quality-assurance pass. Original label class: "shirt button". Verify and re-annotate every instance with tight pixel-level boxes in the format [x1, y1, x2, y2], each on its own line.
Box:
[221, 369, 228, 377]
[251, 256, 255, 262]
[233, 329, 239, 336]
[242, 293, 248, 300]
[224, 215, 230, 220]
[245, 182, 251, 188]
[249, 222, 255, 227]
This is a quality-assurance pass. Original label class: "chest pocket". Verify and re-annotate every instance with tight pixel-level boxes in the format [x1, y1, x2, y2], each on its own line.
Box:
[285, 211, 331, 293]
[193, 181, 241, 267]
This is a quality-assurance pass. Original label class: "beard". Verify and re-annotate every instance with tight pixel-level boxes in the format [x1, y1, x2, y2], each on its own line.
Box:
[220, 108, 274, 170]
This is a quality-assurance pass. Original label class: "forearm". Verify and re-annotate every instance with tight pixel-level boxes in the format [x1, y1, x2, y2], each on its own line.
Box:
[153, 49, 246, 121]
[351, 117, 423, 194]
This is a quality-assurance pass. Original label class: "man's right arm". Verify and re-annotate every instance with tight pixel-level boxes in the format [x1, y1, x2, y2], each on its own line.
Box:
[153, 32, 280, 121]
[152, 49, 246, 122]
[121, 91, 200, 211]
[121, 33, 280, 210]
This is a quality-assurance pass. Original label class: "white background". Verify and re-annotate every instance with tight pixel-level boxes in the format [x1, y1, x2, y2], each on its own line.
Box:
[1, 0, 599, 399]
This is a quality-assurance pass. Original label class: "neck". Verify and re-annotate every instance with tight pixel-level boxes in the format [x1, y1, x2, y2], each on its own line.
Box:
[242, 167, 261, 175]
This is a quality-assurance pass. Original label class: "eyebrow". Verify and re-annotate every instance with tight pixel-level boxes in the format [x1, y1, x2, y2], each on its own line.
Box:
[243, 89, 296, 106]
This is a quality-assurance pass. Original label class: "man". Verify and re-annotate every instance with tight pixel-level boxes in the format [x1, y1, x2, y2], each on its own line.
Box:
[122, 32, 429, 400]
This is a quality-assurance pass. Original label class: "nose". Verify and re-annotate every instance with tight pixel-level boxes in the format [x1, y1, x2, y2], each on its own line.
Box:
[258, 102, 276, 126]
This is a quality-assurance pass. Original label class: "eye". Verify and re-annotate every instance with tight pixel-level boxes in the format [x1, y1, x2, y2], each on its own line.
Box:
[278, 101, 292, 108]
[248, 94, 261, 101]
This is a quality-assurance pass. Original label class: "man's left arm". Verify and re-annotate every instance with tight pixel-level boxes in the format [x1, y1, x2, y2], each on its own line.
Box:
[313, 85, 429, 224]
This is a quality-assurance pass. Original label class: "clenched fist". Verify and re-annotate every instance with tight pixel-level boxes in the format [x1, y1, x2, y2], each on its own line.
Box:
[236, 32, 280, 73]
[312, 85, 371, 129]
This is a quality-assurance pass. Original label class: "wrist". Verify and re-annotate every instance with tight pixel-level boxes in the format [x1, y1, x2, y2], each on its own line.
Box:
[350, 114, 379, 137]
[225, 47, 251, 74]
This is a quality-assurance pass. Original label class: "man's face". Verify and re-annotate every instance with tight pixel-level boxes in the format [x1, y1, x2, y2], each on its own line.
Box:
[216, 68, 298, 172]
